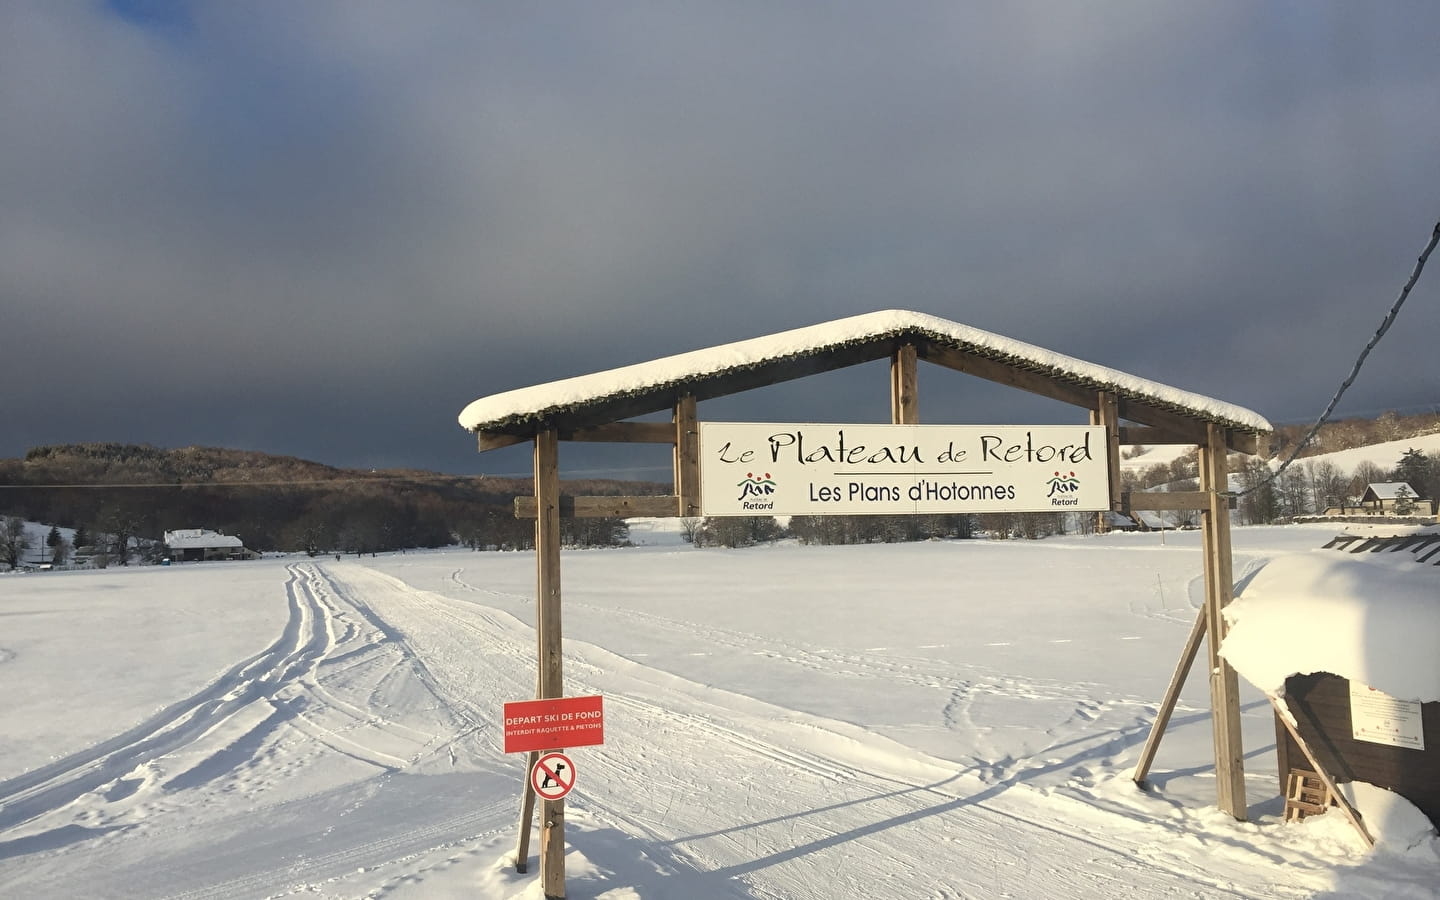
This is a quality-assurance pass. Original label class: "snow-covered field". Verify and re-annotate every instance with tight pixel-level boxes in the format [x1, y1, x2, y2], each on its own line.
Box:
[1119, 431, 1440, 478]
[1, 524, 1437, 899]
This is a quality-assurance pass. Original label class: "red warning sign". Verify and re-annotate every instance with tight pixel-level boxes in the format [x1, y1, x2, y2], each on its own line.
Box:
[531, 752, 575, 801]
[502, 695, 605, 754]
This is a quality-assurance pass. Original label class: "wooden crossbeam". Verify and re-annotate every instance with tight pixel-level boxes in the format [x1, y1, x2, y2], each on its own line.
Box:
[1115, 399, 1209, 446]
[515, 495, 680, 519]
[563, 422, 677, 443]
[1123, 491, 1212, 511]
[1117, 426, 1200, 446]
[477, 431, 530, 452]
[921, 344, 1097, 409]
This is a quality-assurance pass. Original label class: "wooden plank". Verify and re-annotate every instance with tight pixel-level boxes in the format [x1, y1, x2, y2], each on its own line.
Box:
[1283, 768, 1334, 821]
[533, 431, 566, 897]
[1227, 429, 1262, 456]
[1271, 698, 1375, 847]
[674, 396, 701, 517]
[1117, 401, 1264, 456]
[1133, 603, 1208, 786]
[1123, 491, 1211, 511]
[1117, 426, 1198, 446]
[1274, 712, 1294, 804]
[515, 495, 680, 519]
[563, 422, 676, 444]
[921, 344, 1098, 409]
[891, 344, 919, 425]
[1201, 422, 1247, 820]
[1116, 398, 1210, 445]
[515, 749, 539, 873]
[478, 431, 530, 452]
[923, 345, 1265, 456]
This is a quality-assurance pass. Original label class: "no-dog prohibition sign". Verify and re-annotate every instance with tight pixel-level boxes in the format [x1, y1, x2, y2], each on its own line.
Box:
[530, 752, 575, 801]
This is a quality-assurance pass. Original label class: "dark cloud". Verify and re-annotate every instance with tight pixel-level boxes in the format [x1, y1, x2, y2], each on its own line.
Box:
[3, 2, 1438, 476]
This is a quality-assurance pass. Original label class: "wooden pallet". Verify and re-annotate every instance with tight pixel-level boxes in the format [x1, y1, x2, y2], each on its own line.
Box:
[1284, 768, 1334, 822]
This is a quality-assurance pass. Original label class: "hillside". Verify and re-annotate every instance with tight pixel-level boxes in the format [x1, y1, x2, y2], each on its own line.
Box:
[0, 443, 666, 557]
[1269, 409, 1440, 460]
[1120, 411, 1440, 500]
[3, 409, 1437, 559]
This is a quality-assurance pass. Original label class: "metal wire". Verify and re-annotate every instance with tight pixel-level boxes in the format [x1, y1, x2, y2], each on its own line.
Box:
[1232, 219, 1440, 498]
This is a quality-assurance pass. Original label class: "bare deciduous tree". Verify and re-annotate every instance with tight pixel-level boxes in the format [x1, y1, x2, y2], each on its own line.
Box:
[1, 517, 30, 569]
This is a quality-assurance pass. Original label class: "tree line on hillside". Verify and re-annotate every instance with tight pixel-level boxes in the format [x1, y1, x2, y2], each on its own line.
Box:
[0, 444, 662, 564]
[2, 415, 1436, 566]
[1232, 446, 1438, 525]
[1122, 443, 1438, 526]
[1268, 409, 1440, 461]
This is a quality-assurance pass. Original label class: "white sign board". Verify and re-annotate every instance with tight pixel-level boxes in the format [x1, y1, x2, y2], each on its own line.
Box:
[1349, 683, 1425, 750]
[698, 423, 1111, 517]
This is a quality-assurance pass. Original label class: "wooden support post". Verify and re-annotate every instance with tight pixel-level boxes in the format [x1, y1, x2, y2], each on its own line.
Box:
[1092, 392, 1121, 532]
[1133, 604, 1207, 786]
[515, 749, 539, 872]
[1200, 422, 1246, 820]
[534, 430, 567, 898]
[1270, 698, 1375, 847]
[890, 344, 919, 425]
[674, 394, 700, 516]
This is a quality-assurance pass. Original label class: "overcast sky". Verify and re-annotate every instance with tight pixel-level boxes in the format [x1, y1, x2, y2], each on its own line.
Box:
[3, 2, 1438, 478]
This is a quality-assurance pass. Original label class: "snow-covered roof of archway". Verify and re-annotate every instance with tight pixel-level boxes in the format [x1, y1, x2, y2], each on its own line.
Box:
[459, 309, 1271, 442]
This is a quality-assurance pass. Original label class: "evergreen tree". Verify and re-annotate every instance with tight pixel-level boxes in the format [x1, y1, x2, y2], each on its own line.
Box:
[1392, 448, 1434, 501]
[1392, 485, 1417, 516]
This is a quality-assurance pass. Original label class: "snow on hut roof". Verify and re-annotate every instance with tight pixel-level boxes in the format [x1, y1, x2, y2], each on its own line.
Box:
[1220, 529, 1440, 704]
[164, 529, 243, 549]
[1365, 482, 1420, 500]
[458, 309, 1273, 437]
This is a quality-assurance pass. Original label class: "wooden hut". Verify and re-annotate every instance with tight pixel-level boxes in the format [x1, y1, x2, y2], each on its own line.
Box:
[1221, 530, 1440, 836]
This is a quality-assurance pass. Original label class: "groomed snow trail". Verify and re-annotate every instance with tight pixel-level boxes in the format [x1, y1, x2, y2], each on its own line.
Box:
[0, 539, 1402, 898]
[0, 562, 517, 899]
[342, 553, 1347, 899]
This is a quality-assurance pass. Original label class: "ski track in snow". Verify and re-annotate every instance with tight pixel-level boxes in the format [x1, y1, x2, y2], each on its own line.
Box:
[0, 564, 335, 834]
[0, 563, 513, 899]
[430, 565, 1327, 899]
[0, 550, 1389, 898]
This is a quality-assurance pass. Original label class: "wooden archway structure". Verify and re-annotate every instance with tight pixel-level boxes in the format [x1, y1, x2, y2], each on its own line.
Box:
[459, 310, 1271, 899]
